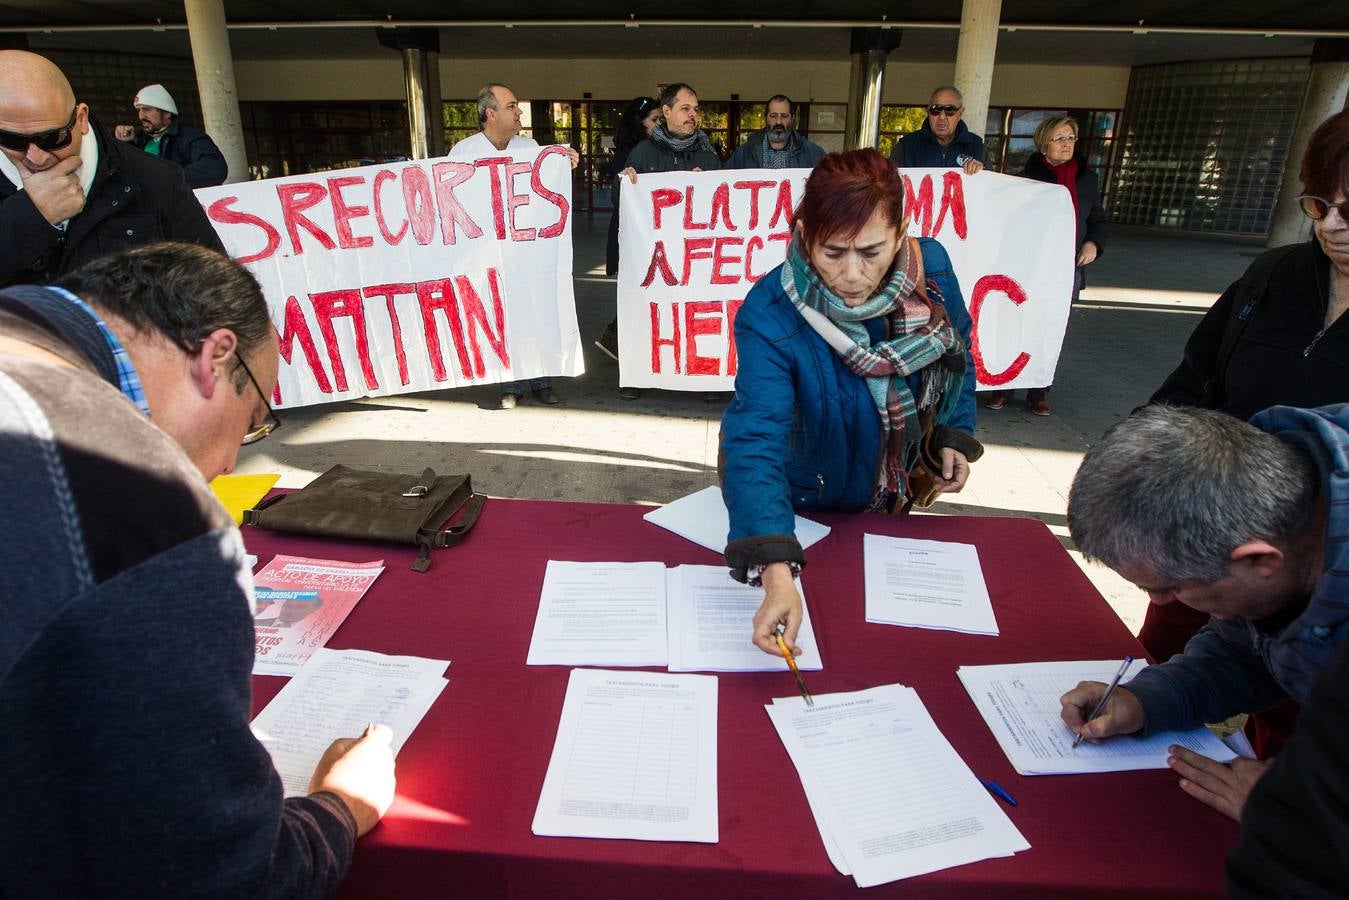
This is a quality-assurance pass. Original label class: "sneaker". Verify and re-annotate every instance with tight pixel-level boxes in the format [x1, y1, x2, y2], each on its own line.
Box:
[984, 392, 1008, 410]
[499, 392, 518, 410]
[594, 324, 619, 361]
[618, 386, 642, 400]
[1029, 398, 1051, 417]
[533, 386, 561, 405]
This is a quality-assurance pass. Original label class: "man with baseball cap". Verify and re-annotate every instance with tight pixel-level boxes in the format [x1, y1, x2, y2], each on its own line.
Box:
[114, 82, 227, 188]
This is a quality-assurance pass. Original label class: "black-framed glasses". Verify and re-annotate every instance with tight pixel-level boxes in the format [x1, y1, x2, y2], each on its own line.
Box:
[928, 104, 961, 117]
[0, 105, 79, 153]
[235, 354, 282, 445]
[1297, 194, 1349, 221]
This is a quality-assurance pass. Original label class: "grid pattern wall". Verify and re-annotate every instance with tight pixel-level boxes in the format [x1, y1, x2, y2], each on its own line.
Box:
[42, 50, 204, 134]
[1109, 58, 1308, 234]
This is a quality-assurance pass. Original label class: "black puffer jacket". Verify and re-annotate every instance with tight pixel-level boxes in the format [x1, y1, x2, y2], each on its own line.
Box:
[134, 117, 228, 188]
[0, 121, 224, 287]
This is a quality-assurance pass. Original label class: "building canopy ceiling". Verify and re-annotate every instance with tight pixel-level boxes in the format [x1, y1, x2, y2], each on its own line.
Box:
[5, 0, 1347, 31]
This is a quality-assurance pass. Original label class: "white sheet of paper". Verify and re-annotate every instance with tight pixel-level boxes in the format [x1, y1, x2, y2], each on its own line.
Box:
[957, 659, 1239, 774]
[863, 534, 999, 635]
[666, 564, 823, 672]
[527, 561, 669, 666]
[643, 486, 831, 554]
[251, 648, 449, 797]
[532, 668, 718, 842]
[766, 684, 1028, 887]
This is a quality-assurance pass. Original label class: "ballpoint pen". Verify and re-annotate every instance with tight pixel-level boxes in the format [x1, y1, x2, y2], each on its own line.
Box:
[774, 625, 813, 706]
[978, 777, 1018, 807]
[1072, 655, 1134, 749]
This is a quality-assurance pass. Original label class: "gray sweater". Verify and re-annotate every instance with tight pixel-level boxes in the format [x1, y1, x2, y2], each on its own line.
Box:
[0, 319, 356, 897]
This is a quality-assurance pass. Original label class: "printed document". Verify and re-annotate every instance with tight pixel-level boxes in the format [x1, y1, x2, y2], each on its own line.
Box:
[532, 668, 718, 842]
[863, 534, 999, 635]
[252, 556, 384, 675]
[957, 659, 1239, 774]
[766, 684, 1028, 887]
[643, 485, 831, 554]
[251, 648, 449, 796]
[666, 564, 823, 672]
[527, 561, 669, 666]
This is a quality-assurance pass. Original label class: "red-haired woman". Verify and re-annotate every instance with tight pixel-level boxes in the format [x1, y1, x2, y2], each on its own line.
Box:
[719, 148, 982, 656]
[1140, 108, 1349, 756]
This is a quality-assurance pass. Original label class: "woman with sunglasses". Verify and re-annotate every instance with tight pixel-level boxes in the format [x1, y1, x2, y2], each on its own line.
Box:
[1134, 109, 1349, 745]
[985, 114, 1106, 416]
[719, 149, 981, 658]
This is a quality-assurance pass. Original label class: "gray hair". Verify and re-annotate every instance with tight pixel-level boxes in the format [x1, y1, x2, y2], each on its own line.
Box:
[477, 83, 507, 124]
[1067, 405, 1317, 582]
[930, 85, 963, 105]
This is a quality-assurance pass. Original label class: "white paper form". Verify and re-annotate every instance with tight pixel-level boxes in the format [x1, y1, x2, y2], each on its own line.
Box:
[532, 668, 719, 842]
[666, 564, 824, 672]
[251, 648, 450, 797]
[957, 659, 1239, 775]
[643, 486, 831, 555]
[863, 534, 999, 635]
[527, 561, 669, 666]
[766, 684, 1028, 887]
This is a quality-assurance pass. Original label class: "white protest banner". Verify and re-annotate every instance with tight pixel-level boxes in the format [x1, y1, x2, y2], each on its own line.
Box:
[197, 146, 583, 408]
[616, 168, 1075, 392]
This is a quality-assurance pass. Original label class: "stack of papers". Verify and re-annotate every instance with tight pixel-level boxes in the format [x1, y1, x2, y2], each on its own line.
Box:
[642, 486, 831, 554]
[766, 684, 1029, 887]
[252, 555, 385, 675]
[251, 648, 449, 796]
[957, 660, 1239, 774]
[526, 561, 823, 672]
[532, 668, 718, 842]
[864, 534, 999, 635]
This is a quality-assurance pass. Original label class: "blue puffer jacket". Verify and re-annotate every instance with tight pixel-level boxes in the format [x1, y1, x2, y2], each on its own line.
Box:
[720, 237, 980, 577]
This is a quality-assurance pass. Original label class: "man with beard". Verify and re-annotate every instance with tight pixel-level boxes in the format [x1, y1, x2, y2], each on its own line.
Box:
[726, 95, 824, 170]
[113, 83, 227, 188]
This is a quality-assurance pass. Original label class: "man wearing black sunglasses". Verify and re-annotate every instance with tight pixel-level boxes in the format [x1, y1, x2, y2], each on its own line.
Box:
[0, 50, 223, 288]
[888, 85, 986, 176]
[0, 242, 394, 897]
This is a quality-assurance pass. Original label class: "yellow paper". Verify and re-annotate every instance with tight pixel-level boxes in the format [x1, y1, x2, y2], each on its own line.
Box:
[210, 473, 280, 525]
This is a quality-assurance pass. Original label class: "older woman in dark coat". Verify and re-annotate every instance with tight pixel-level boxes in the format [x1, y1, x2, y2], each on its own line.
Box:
[985, 114, 1106, 416]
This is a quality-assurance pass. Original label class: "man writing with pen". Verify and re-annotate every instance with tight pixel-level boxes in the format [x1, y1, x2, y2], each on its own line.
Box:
[1057, 404, 1349, 822]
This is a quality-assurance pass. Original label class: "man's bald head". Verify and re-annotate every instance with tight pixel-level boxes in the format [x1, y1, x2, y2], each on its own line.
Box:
[0, 50, 88, 174]
[0, 50, 75, 117]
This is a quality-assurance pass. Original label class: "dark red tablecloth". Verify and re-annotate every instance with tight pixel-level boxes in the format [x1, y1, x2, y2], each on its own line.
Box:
[245, 499, 1236, 899]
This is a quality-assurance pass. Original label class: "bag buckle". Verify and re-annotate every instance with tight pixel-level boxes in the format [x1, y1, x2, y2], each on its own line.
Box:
[402, 483, 429, 498]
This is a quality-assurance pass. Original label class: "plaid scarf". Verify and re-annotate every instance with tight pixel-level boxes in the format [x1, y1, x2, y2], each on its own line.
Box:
[649, 121, 714, 155]
[782, 231, 965, 498]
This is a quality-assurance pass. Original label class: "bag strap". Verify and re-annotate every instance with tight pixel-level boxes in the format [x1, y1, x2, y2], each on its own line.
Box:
[412, 477, 488, 573]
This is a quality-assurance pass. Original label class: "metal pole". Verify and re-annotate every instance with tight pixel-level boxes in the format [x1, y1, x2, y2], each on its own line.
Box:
[844, 28, 902, 151]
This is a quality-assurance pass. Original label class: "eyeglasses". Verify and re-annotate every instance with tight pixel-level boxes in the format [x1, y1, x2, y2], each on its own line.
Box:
[235, 354, 282, 445]
[1297, 195, 1349, 221]
[928, 105, 961, 117]
[0, 105, 79, 154]
[1049, 134, 1078, 144]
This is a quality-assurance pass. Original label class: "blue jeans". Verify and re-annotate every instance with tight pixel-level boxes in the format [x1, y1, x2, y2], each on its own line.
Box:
[503, 378, 551, 396]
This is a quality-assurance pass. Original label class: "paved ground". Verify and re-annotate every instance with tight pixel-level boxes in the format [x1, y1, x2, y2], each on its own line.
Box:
[236, 214, 1264, 634]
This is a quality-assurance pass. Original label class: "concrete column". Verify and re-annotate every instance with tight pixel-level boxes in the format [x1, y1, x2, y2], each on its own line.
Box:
[844, 28, 902, 151]
[183, 0, 248, 183]
[377, 28, 443, 160]
[952, 0, 1002, 140]
[1267, 39, 1349, 248]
